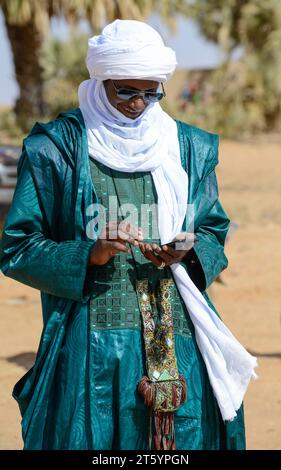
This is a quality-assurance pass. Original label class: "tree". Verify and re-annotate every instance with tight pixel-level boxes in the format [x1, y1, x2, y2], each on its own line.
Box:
[1, 1, 49, 121]
[187, 0, 281, 133]
[0, 0, 149, 126]
[0, 0, 187, 129]
[40, 30, 89, 116]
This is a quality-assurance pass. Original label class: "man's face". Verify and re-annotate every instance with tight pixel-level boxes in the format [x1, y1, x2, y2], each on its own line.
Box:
[103, 79, 159, 119]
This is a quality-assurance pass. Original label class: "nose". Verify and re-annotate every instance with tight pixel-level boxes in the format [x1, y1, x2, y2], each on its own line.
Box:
[128, 96, 146, 111]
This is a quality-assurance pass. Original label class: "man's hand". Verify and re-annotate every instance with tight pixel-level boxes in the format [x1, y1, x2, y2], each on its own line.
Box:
[139, 241, 194, 268]
[88, 221, 143, 266]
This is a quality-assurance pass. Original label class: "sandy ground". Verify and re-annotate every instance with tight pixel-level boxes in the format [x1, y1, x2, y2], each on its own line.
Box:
[0, 138, 280, 450]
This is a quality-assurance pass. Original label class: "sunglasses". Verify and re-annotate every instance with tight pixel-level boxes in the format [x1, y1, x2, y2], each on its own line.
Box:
[111, 80, 166, 103]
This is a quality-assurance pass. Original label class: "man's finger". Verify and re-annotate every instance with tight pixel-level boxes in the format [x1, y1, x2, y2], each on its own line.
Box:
[118, 221, 143, 239]
[106, 221, 142, 240]
[117, 229, 141, 243]
[110, 241, 131, 253]
[153, 249, 174, 264]
[107, 229, 142, 245]
[162, 245, 191, 257]
[144, 251, 165, 267]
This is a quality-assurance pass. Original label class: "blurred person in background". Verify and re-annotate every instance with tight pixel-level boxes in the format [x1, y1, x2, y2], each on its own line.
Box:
[0, 20, 256, 450]
[179, 79, 201, 111]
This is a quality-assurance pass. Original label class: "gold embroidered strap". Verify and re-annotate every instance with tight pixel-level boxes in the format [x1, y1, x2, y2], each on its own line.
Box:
[137, 279, 179, 383]
[136, 279, 187, 450]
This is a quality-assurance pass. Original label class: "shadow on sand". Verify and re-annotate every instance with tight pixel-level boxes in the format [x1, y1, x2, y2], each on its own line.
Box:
[4, 352, 36, 371]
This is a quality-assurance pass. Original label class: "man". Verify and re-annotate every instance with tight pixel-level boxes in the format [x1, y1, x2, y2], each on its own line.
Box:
[0, 20, 256, 450]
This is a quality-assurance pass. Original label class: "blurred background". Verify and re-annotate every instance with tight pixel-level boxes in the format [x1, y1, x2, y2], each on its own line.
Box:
[0, 0, 280, 449]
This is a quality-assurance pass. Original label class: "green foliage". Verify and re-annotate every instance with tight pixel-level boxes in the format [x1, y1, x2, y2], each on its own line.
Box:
[186, 0, 281, 135]
[40, 31, 89, 116]
[0, 108, 25, 145]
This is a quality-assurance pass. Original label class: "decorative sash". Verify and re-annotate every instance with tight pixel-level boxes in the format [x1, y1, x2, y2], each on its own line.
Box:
[136, 278, 187, 450]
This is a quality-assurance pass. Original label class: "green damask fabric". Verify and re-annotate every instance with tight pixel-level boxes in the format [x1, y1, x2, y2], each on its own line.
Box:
[0, 108, 246, 449]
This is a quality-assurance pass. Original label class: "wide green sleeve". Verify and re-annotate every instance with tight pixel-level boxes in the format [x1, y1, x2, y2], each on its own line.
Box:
[0, 152, 95, 302]
[181, 169, 230, 291]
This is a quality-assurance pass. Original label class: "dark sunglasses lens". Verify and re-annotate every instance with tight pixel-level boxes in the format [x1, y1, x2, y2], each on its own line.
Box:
[117, 90, 137, 100]
[146, 92, 164, 102]
[116, 88, 164, 102]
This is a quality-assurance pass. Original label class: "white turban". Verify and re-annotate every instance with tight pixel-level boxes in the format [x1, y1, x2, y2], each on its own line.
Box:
[86, 19, 177, 82]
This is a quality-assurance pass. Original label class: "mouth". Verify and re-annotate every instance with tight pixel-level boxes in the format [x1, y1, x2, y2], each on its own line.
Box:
[122, 106, 142, 117]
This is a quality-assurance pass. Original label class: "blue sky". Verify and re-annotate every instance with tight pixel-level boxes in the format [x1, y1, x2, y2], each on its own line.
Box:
[0, 11, 222, 106]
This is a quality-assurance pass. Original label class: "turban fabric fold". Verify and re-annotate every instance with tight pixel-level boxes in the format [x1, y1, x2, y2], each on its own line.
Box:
[86, 19, 177, 82]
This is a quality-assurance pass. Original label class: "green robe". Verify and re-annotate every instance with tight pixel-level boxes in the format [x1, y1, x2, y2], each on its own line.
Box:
[0, 108, 245, 449]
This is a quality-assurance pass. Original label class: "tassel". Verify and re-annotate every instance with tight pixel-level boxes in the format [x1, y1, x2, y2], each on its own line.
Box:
[138, 374, 187, 450]
[154, 411, 175, 450]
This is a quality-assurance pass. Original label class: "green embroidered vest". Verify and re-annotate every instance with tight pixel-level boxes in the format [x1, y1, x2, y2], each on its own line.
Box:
[89, 157, 193, 338]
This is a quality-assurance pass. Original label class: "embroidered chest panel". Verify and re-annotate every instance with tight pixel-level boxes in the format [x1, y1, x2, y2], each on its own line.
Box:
[88, 157, 193, 338]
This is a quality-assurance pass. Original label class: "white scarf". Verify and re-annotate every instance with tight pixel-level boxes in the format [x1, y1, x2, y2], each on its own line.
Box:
[79, 79, 187, 243]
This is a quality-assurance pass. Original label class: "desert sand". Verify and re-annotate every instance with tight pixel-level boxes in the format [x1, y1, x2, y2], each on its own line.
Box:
[0, 138, 280, 449]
